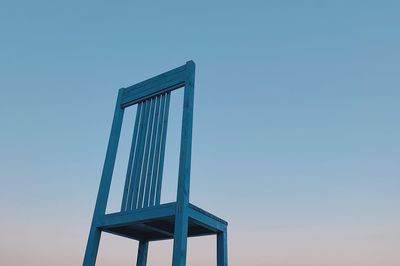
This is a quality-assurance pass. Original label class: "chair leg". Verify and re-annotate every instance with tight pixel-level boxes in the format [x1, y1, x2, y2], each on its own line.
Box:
[217, 228, 228, 266]
[136, 241, 149, 266]
[83, 226, 102, 266]
[172, 212, 189, 266]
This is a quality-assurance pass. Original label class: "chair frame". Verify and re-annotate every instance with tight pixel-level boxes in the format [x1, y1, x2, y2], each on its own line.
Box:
[82, 61, 228, 266]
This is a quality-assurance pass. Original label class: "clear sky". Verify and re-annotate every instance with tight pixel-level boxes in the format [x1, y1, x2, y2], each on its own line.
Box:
[1, 1, 399, 265]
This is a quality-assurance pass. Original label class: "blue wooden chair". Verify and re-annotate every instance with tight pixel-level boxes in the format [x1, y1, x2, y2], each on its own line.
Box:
[83, 61, 228, 266]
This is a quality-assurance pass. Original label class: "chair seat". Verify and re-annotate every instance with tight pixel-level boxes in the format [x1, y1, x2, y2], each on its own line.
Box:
[98, 202, 227, 242]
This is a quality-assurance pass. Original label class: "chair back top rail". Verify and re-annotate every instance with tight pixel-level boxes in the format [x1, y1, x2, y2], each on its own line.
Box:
[120, 62, 192, 108]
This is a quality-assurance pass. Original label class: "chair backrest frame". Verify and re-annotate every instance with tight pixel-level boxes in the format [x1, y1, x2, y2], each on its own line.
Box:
[91, 61, 195, 220]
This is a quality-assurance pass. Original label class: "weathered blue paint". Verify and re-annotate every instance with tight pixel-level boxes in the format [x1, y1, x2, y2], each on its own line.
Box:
[82, 61, 228, 266]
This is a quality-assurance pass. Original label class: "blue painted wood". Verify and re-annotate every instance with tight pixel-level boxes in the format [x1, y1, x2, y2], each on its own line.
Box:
[121, 103, 143, 211]
[189, 204, 228, 225]
[187, 205, 227, 232]
[100, 202, 176, 229]
[217, 229, 228, 266]
[130, 99, 151, 210]
[155, 92, 170, 205]
[83, 61, 228, 266]
[137, 98, 156, 209]
[121, 93, 172, 211]
[83, 89, 125, 266]
[143, 95, 162, 208]
[100, 203, 227, 242]
[176, 61, 195, 206]
[172, 61, 195, 266]
[120, 65, 186, 108]
[149, 94, 167, 206]
[136, 241, 149, 266]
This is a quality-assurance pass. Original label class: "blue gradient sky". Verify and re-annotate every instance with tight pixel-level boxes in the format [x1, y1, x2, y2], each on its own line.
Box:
[1, 1, 399, 265]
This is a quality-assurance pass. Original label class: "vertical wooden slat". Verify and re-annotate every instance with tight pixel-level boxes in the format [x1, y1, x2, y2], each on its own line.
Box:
[148, 93, 166, 207]
[155, 92, 171, 205]
[128, 99, 150, 210]
[143, 95, 162, 208]
[136, 98, 156, 209]
[120, 93, 172, 210]
[119, 84, 175, 210]
[121, 103, 142, 211]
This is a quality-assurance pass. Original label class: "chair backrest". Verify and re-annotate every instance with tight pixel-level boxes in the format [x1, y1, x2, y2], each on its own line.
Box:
[121, 92, 171, 211]
[94, 61, 195, 216]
